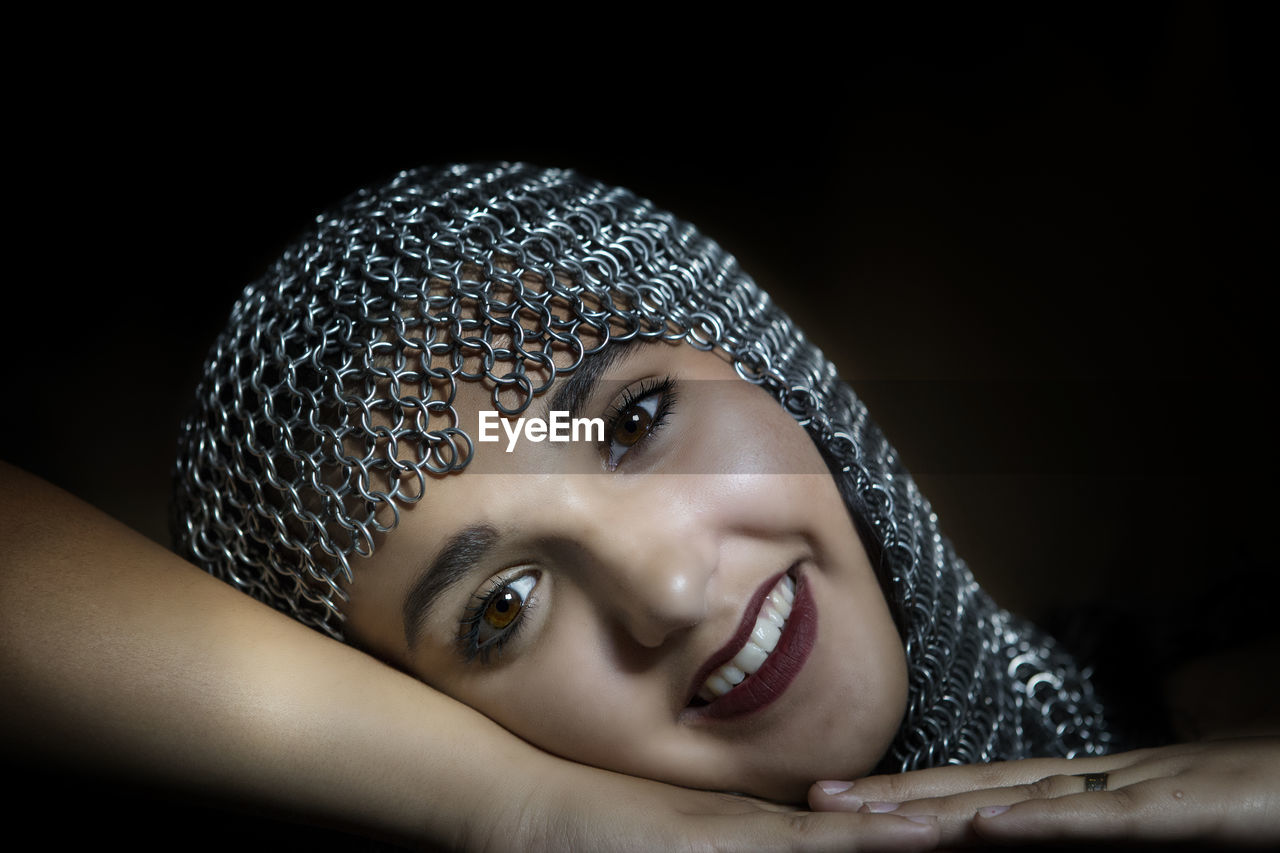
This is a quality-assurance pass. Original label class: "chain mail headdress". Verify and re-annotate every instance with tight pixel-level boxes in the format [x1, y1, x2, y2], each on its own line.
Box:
[173, 163, 1113, 770]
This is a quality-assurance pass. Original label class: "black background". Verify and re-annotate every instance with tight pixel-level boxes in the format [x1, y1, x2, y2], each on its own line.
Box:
[4, 5, 1275, 847]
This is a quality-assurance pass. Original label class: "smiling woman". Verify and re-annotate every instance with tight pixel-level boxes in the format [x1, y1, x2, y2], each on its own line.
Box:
[343, 341, 908, 801]
[3, 160, 1277, 850]
[170, 164, 1111, 799]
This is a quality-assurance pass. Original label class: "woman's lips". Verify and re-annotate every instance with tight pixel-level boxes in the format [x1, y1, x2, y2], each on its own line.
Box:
[696, 574, 794, 701]
[684, 566, 817, 719]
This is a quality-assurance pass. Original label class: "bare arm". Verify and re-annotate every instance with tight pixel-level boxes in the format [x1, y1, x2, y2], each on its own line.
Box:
[0, 462, 937, 851]
[0, 460, 543, 845]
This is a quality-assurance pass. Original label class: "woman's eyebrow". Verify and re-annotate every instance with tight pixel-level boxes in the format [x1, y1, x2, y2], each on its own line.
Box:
[403, 523, 499, 649]
[541, 337, 642, 421]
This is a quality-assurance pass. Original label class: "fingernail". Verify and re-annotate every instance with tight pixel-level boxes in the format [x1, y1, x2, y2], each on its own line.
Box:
[862, 801, 900, 813]
[817, 780, 854, 795]
[904, 814, 937, 825]
[977, 805, 1011, 818]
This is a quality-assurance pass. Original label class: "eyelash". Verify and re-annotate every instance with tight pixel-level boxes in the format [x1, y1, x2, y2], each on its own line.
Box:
[455, 376, 680, 664]
[456, 572, 540, 664]
[601, 376, 678, 469]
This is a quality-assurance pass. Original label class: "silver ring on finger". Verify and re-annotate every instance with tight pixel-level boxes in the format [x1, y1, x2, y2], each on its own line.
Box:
[1073, 772, 1109, 792]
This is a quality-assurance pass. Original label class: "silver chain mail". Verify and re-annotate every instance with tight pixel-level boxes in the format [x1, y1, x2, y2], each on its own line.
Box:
[172, 163, 1112, 770]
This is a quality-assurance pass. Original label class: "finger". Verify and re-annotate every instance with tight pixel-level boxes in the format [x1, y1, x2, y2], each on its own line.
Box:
[861, 772, 1136, 849]
[970, 783, 1205, 845]
[809, 749, 1156, 811]
[973, 768, 1280, 847]
[704, 811, 940, 853]
[822, 762, 1172, 850]
[879, 760, 1163, 816]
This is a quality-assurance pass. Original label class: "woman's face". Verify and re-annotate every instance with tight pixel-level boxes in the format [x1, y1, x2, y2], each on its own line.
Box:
[343, 341, 908, 802]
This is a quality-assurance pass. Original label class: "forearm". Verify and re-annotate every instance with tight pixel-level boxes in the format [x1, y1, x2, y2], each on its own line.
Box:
[0, 462, 540, 847]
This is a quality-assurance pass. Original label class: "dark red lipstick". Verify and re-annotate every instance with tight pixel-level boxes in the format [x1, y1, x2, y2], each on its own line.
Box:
[685, 567, 817, 720]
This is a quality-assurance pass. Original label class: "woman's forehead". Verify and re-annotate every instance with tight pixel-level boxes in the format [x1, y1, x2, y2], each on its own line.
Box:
[444, 338, 694, 473]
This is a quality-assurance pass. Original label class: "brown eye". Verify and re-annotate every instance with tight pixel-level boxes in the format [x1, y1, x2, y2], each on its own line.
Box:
[605, 379, 675, 470]
[611, 406, 653, 448]
[484, 588, 522, 629]
[474, 573, 538, 648]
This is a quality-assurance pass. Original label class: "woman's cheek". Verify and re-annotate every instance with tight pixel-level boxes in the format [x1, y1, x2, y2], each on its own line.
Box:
[482, 600, 635, 758]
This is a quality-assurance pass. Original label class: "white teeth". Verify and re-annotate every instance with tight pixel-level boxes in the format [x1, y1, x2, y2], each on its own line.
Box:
[721, 664, 746, 685]
[697, 574, 796, 703]
[732, 640, 768, 674]
[768, 588, 791, 614]
[752, 619, 782, 650]
[705, 674, 732, 697]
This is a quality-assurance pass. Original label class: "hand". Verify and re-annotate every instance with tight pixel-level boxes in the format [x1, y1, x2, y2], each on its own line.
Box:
[471, 760, 940, 853]
[807, 737, 1280, 848]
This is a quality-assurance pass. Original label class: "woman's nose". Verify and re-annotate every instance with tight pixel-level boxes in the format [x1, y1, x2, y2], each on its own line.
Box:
[610, 544, 711, 648]
[558, 481, 716, 649]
